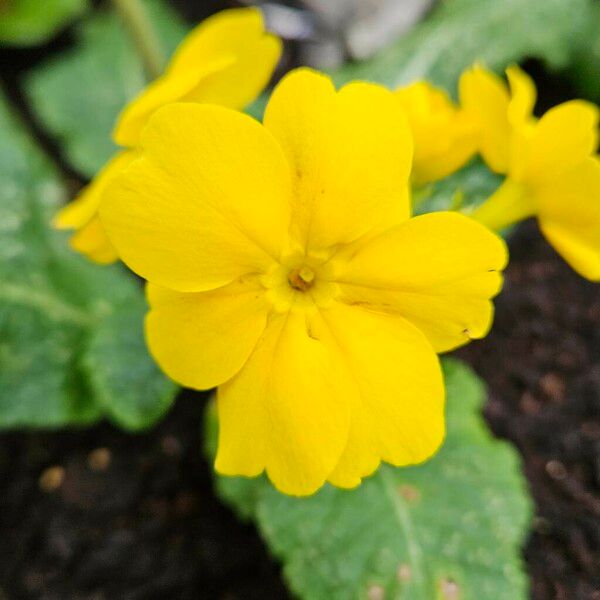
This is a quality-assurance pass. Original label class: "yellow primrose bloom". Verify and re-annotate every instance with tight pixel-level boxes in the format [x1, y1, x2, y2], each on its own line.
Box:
[54, 7, 281, 264]
[459, 63, 537, 175]
[461, 64, 600, 281]
[395, 81, 477, 186]
[99, 68, 507, 496]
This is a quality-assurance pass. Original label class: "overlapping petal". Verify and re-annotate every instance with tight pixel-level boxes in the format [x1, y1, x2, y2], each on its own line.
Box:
[396, 81, 477, 186]
[54, 150, 136, 264]
[68, 215, 118, 265]
[505, 65, 536, 129]
[100, 103, 292, 292]
[322, 304, 445, 488]
[264, 68, 413, 250]
[537, 157, 600, 281]
[334, 212, 508, 352]
[460, 64, 536, 176]
[459, 64, 512, 174]
[168, 7, 278, 76]
[521, 101, 599, 184]
[54, 150, 137, 230]
[146, 279, 270, 390]
[113, 7, 281, 147]
[113, 60, 233, 148]
[216, 310, 355, 496]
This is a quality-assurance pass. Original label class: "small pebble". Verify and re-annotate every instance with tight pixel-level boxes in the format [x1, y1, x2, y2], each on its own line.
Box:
[87, 448, 112, 472]
[545, 460, 567, 480]
[520, 392, 541, 415]
[539, 373, 565, 403]
[39, 466, 65, 492]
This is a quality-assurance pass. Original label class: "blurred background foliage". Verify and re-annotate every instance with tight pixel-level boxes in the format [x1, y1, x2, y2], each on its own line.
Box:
[0, 0, 88, 46]
[0, 93, 176, 430]
[0, 0, 598, 598]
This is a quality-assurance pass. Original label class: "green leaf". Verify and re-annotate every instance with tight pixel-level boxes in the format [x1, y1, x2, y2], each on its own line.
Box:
[335, 0, 594, 93]
[0, 0, 88, 46]
[412, 158, 503, 216]
[25, 0, 187, 177]
[84, 302, 176, 431]
[0, 91, 177, 429]
[207, 359, 533, 599]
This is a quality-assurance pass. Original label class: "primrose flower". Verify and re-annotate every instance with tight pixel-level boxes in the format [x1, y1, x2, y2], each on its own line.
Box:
[100, 68, 507, 496]
[461, 64, 600, 280]
[54, 7, 281, 264]
[395, 81, 477, 186]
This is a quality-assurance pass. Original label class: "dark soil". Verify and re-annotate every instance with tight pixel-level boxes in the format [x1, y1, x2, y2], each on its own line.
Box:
[0, 1, 599, 599]
[459, 222, 600, 600]
[0, 390, 289, 600]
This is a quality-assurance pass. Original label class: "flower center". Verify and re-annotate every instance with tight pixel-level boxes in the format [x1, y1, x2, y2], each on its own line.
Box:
[288, 266, 315, 291]
[262, 253, 339, 312]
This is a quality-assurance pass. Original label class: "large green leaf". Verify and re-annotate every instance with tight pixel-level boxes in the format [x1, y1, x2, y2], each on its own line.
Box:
[0, 91, 176, 429]
[335, 0, 593, 93]
[25, 0, 187, 177]
[0, 0, 88, 46]
[207, 359, 533, 599]
[83, 303, 176, 431]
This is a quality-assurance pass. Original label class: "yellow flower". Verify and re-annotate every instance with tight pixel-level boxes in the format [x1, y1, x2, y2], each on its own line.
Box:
[461, 64, 600, 280]
[54, 7, 281, 264]
[99, 68, 507, 496]
[395, 81, 477, 186]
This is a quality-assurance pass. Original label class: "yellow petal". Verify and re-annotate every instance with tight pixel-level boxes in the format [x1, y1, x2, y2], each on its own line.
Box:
[335, 212, 508, 352]
[168, 7, 278, 76]
[145, 279, 270, 390]
[113, 8, 281, 148]
[69, 215, 119, 265]
[323, 303, 445, 488]
[101, 103, 292, 292]
[506, 64, 536, 129]
[396, 81, 477, 186]
[54, 150, 137, 230]
[113, 59, 232, 148]
[169, 8, 281, 109]
[537, 157, 600, 281]
[523, 100, 599, 184]
[216, 310, 354, 496]
[263, 68, 413, 251]
[459, 64, 511, 174]
[470, 178, 535, 231]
